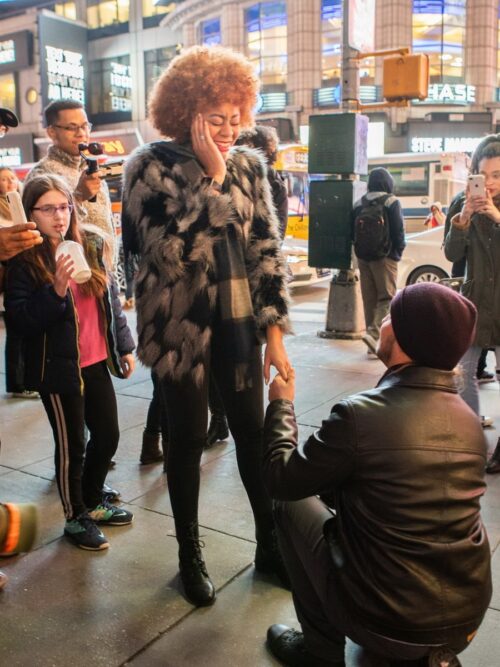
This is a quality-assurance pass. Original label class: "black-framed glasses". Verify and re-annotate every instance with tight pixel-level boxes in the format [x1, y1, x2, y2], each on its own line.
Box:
[52, 122, 92, 134]
[31, 204, 74, 217]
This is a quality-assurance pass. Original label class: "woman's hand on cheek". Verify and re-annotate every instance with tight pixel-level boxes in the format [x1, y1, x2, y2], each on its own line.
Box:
[190, 113, 226, 183]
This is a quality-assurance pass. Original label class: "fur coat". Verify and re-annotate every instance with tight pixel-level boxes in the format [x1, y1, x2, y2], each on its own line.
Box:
[122, 141, 291, 385]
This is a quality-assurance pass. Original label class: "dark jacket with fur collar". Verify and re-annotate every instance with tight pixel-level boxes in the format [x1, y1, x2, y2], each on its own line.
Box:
[122, 141, 290, 385]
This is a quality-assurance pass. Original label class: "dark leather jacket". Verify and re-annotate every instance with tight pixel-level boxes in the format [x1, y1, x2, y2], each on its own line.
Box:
[263, 364, 492, 644]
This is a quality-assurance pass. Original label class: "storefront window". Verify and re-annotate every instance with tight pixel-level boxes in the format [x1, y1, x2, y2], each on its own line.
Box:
[0, 72, 17, 116]
[142, 0, 178, 28]
[144, 46, 178, 107]
[200, 18, 221, 46]
[87, 0, 129, 30]
[54, 2, 77, 20]
[321, 0, 341, 87]
[245, 1, 287, 91]
[413, 0, 465, 84]
[89, 55, 132, 123]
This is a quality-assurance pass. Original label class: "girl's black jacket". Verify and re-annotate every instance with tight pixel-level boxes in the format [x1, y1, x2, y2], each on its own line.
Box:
[4, 242, 135, 396]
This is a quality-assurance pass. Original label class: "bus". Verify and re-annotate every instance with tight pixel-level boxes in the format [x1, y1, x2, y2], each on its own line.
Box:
[368, 151, 469, 232]
[274, 144, 309, 240]
[275, 147, 469, 237]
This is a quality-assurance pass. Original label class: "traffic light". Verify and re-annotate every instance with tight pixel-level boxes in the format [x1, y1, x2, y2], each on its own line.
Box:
[383, 53, 429, 101]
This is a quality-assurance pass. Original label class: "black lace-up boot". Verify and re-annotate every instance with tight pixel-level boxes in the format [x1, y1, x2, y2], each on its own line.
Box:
[255, 527, 291, 590]
[205, 412, 229, 448]
[178, 521, 215, 606]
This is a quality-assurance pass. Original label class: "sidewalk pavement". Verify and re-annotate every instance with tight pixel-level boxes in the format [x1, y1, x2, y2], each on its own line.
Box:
[0, 307, 499, 667]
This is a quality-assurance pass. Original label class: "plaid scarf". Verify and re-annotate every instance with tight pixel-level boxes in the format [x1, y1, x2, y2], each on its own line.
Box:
[213, 221, 257, 392]
[164, 142, 257, 391]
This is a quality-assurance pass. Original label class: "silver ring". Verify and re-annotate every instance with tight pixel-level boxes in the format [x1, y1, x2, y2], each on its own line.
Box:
[200, 134, 205, 141]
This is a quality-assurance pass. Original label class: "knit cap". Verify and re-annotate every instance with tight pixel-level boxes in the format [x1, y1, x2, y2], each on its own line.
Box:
[390, 283, 477, 370]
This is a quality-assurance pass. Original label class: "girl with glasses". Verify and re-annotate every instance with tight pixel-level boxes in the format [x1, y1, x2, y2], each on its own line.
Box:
[4, 174, 136, 551]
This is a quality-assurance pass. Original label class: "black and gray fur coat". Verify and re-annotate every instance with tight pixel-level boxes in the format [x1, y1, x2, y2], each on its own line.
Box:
[122, 141, 291, 385]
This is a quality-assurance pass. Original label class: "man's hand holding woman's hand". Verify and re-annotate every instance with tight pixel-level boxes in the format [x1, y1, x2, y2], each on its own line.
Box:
[269, 367, 296, 402]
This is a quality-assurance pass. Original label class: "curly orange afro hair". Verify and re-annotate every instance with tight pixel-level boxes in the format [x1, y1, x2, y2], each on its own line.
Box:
[148, 46, 259, 142]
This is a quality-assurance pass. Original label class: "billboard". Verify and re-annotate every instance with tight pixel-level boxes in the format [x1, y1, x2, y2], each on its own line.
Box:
[38, 13, 88, 109]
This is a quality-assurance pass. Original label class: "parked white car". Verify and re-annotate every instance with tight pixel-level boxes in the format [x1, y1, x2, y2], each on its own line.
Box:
[282, 238, 332, 288]
[283, 227, 452, 291]
[397, 226, 452, 288]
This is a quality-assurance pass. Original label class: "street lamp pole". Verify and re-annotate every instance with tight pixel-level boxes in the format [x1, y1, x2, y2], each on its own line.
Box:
[319, 0, 366, 339]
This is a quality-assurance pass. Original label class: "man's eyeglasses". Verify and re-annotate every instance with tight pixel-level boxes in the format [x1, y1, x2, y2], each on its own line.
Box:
[32, 204, 74, 217]
[52, 122, 92, 134]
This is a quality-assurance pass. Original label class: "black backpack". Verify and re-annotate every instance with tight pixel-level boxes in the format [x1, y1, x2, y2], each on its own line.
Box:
[353, 194, 392, 261]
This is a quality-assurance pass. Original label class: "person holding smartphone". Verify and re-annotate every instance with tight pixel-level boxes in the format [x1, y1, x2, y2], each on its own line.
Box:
[445, 135, 500, 470]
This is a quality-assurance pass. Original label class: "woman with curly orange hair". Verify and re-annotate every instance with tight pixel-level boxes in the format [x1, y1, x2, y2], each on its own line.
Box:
[122, 46, 291, 606]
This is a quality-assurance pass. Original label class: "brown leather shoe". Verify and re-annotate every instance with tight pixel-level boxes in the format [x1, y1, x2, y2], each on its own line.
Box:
[266, 625, 345, 666]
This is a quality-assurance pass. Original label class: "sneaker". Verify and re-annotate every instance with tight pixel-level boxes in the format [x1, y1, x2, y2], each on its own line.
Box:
[11, 390, 40, 399]
[88, 500, 133, 525]
[481, 415, 493, 428]
[102, 483, 121, 503]
[64, 514, 109, 551]
[477, 371, 495, 384]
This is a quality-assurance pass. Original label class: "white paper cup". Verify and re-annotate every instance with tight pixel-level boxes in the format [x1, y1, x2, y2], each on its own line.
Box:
[55, 240, 92, 284]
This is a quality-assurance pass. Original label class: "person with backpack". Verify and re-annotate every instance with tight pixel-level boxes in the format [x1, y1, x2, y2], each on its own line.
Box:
[352, 167, 405, 352]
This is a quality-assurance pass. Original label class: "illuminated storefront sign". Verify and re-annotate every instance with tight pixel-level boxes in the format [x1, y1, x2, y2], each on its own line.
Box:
[0, 146, 22, 167]
[110, 61, 132, 112]
[418, 84, 476, 105]
[38, 14, 88, 109]
[0, 133, 34, 167]
[0, 31, 33, 75]
[411, 136, 483, 153]
[0, 40, 15, 66]
[45, 46, 85, 103]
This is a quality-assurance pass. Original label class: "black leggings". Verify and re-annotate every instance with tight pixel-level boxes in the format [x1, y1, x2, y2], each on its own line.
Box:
[41, 361, 119, 519]
[160, 344, 274, 541]
[145, 370, 169, 443]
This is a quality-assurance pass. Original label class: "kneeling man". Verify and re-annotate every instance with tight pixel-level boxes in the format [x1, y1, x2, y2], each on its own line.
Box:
[263, 283, 491, 667]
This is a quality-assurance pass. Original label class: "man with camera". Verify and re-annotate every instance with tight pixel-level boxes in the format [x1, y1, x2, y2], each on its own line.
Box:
[26, 100, 115, 259]
[262, 283, 491, 667]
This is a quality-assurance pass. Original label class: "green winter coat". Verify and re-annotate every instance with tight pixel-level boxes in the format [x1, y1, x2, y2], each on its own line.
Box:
[444, 209, 500, 347]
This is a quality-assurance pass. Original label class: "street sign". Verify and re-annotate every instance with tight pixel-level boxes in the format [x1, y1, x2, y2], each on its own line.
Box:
[348, 0, 375, 52]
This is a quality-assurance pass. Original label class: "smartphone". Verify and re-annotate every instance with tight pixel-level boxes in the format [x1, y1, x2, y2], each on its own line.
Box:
[6, 190, 28, 225]
[468, 174, 486, 198]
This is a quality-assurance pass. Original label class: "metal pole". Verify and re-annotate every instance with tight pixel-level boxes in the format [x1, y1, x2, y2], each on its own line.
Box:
[319, 0, 366, 340]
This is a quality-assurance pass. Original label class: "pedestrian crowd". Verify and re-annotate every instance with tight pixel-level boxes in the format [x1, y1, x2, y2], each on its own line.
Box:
[0, 44, 498, 667]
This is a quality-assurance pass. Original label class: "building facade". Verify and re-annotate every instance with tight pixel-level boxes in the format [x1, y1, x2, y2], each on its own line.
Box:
[0, 0, 500, 165]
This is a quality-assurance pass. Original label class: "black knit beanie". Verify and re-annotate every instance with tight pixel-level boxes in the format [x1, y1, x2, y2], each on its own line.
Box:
[390, 283, 477, 370]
